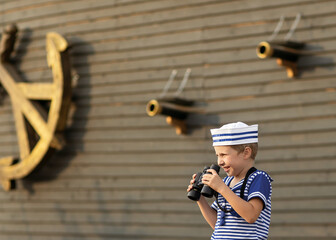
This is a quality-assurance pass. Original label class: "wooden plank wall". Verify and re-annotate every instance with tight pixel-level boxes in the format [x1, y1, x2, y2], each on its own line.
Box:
[0, 0, 335, 239]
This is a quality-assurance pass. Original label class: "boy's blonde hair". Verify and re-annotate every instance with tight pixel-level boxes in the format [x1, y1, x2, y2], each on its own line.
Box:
[230, 143, 258, 160]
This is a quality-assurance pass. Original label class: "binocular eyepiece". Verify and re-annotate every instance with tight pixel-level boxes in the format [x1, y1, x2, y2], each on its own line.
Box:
[187, 164, 220, 201]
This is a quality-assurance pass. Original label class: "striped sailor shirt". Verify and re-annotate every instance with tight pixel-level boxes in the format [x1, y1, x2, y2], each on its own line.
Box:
[211, 170, 273, 240]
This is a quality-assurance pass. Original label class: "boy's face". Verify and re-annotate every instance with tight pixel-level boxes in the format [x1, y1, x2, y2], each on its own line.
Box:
[214, 145, 249, 178]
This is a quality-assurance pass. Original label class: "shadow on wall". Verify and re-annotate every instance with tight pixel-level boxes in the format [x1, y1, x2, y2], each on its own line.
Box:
[186, 110, 220, 134]
[297, 43, 335, 76]
[18, 35, 94, 194]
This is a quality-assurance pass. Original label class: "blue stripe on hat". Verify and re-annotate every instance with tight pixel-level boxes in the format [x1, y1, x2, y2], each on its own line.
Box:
[212, 131, 258, 138]
[213, 136, 258, 143]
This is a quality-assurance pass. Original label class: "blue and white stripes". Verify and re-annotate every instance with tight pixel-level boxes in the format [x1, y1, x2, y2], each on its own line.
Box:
[211, 122, 258, 146]
[211, 170, 273, 240]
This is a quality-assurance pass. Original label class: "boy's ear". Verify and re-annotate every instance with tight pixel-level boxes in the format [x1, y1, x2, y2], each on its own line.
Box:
[243, 147, 252, 159]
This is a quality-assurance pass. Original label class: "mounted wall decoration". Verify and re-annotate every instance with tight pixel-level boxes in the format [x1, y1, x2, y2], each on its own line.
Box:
[146, 69, 200, 135]
[256, 14, 306, 78]
[0, 24, 72, 191]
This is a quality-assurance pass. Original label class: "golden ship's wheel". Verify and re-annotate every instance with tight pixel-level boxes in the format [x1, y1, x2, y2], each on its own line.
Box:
[0, 24, 72, 191]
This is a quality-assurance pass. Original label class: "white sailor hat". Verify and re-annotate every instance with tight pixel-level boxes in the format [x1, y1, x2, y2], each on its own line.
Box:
[211, 122, 258, 146]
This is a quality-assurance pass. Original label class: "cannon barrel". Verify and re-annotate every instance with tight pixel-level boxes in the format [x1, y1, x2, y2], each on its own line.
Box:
[256, 41, 304, 62]
[146, 99, 196, 120]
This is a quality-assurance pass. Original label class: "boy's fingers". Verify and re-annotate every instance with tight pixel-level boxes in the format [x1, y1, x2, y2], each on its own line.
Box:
[189, 174, 197, 184]
[188, 174, 197, 189]
[207, 169, 218, 175]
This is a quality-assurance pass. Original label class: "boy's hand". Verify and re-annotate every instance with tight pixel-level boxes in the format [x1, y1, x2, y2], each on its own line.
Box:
[187, 174, 196, 192]
[202, 169, 224, 192]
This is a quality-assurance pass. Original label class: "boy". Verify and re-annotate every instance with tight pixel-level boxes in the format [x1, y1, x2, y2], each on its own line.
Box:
[187, 122, 273, 240]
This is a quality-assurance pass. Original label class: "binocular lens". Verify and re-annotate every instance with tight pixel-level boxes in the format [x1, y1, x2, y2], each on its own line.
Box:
[187, 189, 201, 201]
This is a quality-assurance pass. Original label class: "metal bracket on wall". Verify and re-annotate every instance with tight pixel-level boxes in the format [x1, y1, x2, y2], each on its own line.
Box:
[0, 24, 72, 191]
[146, 68, 199, 135]
[256, 13, 307, 78]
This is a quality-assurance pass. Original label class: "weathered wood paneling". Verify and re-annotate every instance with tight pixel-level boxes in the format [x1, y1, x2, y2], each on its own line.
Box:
[0, 0, 335, 239]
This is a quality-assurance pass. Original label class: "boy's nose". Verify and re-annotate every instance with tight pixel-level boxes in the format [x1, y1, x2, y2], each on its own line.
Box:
[217, 158, 225, 166]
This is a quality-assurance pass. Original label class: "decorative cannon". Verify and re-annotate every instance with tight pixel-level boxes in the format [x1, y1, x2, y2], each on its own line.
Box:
[256, 40, 305, 78]
[146, 69, 201, 135]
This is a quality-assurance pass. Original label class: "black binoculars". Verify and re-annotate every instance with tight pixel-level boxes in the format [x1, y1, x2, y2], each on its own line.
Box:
[187, 164, 220, 201]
